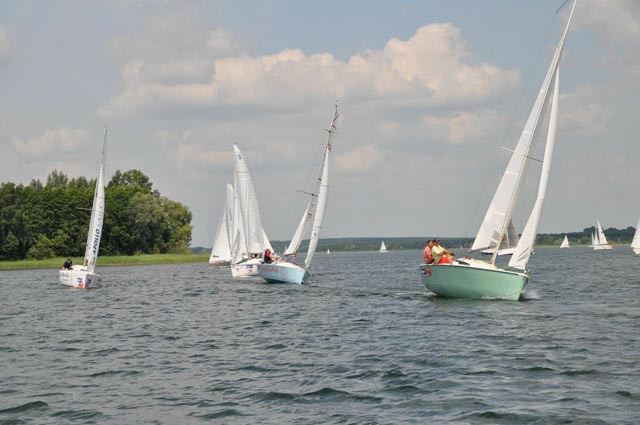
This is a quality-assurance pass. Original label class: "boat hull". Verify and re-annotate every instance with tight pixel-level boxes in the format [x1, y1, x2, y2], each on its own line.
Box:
[59, 267, 101, 289]
[419, 260, 528, 301]
[209, 259, 231, 267]
[231, 258, 261, 277]
[593, 245, 613, 251]
[633, 248, 640, 255]
[257, 261, 308, 284]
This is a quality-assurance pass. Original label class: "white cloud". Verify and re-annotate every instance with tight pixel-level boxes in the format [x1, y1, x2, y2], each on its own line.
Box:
[12, 127, 92, 158]
[100, 22, 519, 118]
[156, 129, 232, 170]
[335, 144, 383, 174]
[422, 109, 504, 144]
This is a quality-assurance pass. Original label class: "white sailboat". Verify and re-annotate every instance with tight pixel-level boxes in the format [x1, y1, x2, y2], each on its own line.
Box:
[379, 241, 388, 253]
[326, 249, 331, 254]
[230, 144, 273, 277]
[631, 217, 640, 255]
[209, 188, 232, 266]
[257, 104, 338, 284]
[592, 219, 613, 250]
[560, 235, 570, 248]
[419, 1, 577, 300]
[59, 127, 107, 289]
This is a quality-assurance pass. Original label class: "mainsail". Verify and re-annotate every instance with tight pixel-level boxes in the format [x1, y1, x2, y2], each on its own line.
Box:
[472, 0, 577, 258]
[84, 127, 107, 273]
[632, 217, 640, 249]
[233, 144, 271, 254]
[596, 219, 609, 245]
[209, 197, 231, 263]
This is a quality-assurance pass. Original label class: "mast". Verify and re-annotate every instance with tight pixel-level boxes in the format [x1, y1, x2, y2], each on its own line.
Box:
[490, 0, 577, 265]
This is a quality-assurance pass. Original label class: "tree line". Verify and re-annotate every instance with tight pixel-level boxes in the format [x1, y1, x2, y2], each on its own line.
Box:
[0, 170, 192, 260]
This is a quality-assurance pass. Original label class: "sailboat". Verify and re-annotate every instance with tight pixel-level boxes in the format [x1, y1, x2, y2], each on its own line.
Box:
[230, 144, 273, 277]
[419, 1, 577, 300]
[592, 219, 613, 250]
[379, 241, 388, 253]
[257, 104, 338, 284]
[209, 188, 232, 266]
[327, 249, 331, 254]
[631, 217, 640, 255]
[59, 127, 107, 289]
[560, 235, 570, 248]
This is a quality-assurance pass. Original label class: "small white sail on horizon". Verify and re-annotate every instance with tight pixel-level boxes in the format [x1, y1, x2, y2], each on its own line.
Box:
[380, 241, 388, 253]
[560, 235, 570, 248]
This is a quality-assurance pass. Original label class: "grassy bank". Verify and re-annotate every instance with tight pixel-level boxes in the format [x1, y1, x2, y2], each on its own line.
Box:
[0, 253, 210, 271]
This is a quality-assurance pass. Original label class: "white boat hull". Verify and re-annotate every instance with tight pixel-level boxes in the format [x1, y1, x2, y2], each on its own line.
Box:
[231, 258, 261, 277]
[59, 266, 101, 289]
[209, 259, 231, 267]
[632, 248, 640, 255]
[593, 245, 613, 251]
[257, 261, 309, 284]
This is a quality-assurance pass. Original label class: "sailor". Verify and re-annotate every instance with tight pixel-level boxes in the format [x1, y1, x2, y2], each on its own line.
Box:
[423, 240, 435, 264]
[261, 248, 273, 264]
[432, 239, 452, 264]
[62, 258, 73, 270]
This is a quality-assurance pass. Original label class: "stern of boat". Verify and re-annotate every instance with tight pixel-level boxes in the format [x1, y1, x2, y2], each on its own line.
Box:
[59, 267, 101, 289]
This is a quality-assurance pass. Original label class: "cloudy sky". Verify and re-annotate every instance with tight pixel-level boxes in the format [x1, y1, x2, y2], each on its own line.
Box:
[1, 0, 638, 246]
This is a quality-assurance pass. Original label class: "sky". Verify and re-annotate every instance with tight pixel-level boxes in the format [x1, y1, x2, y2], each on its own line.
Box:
[1, 0, 639, 247]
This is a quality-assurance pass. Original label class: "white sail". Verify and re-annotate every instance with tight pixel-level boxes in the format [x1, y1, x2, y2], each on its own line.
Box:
[84, 127, 107, 273]
[233, 144, 270, 254]
[631, 217, 640, 249]
[591, 231, 596, 246]
[305, 142, 330, 268]
[509, 66, 560, 270]
[284, 199, 312, 256]
[596, 219, 609, 245]
[560, 235, 570, 248]
[209, 198, 231, 264]
[230, 183, 248, 264]
[472, 0, 577, 255]
[380, 241, 388, 252]
[262, 229, 274, 252]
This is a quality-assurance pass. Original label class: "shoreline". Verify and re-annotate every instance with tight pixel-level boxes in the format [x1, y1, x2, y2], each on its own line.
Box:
[0, 253, 210, 271]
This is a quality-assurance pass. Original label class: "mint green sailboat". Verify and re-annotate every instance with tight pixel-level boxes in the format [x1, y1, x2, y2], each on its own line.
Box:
[420, 0, 578, 300]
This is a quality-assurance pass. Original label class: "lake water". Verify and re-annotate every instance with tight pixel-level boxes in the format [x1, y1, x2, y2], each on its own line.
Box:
[1, 248, 639, 424]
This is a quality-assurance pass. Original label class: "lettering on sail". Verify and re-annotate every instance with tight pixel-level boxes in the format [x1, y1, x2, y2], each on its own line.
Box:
[91, 205, 104, 256]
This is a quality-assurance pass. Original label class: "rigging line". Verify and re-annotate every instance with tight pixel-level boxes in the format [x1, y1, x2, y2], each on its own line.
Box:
[462, 6, 560, 249]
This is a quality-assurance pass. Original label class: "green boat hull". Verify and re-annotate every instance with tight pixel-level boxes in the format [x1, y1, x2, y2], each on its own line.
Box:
[419, 262, 528, 301]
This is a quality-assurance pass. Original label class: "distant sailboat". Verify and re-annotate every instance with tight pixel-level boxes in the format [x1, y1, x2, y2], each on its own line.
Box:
[230, 144, 273, 277]
[257, 104, 338, 284]
[209, 187, 232, 266]
[560, 235, 570, 248]
[592, 219, 613, 250]
[59, 127, 107, 289]
[326, 249, 331, 254]
[379, 241, 388, 253]
[419, 1, 578, 300]
[631, 217, 640, 255]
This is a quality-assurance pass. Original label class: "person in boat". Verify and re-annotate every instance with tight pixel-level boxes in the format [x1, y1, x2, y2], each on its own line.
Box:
[432, 239, 453, 264]
[423, 240, 435, 264]
[62, 258, 73, 270]
[261, 248, 273, 264]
